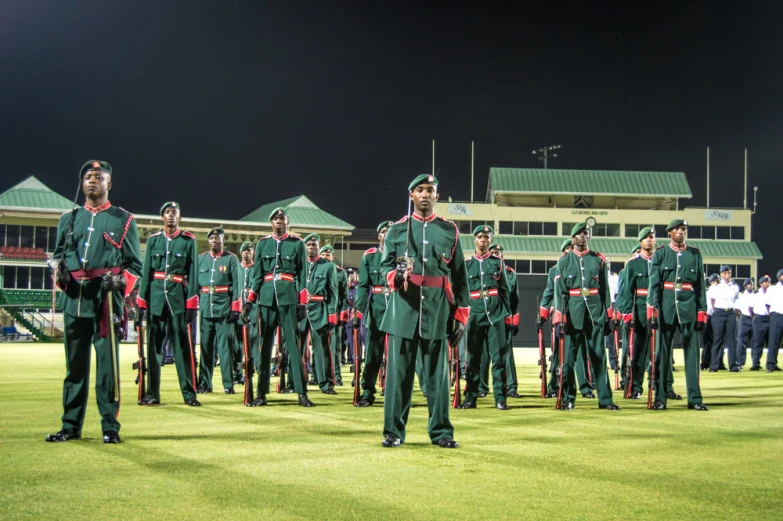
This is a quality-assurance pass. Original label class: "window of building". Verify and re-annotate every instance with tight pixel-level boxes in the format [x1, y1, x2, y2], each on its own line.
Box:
[531, 260, 547, 274]
[44, 271, 53, 290]
[2, 266, 16, 288]
[705, 264, 721, 277]
[15, 267, 29, 289]
[514, 260, 530, 273]
[528, 222, 543, 235]
[20, 226, 34, 248]
[590, 223, 621, 237]
[35, 227, 48, 250]
[562, 222, 578, 235]
[610, 261, 625, 273]
[6, 225, 20, 248]
[654, 224, 668, 238]
[543, 222, 557, 236]
[457, 221, 471, 234]
[48, 227, 58, 251]
[625, 224, 640, 238]
[736, 265, 751, 278]
[515, 222, 529, 235]
[498, 221, 513, 234]
[716, 226, 730, 240]
[688, 226, 701, 239]
[730, 227, 745, 240]
[30, 267, 45, 290]
[700, 226, 715, 240]
[0, 224, 5, 246]
[545, 260, 558, 272]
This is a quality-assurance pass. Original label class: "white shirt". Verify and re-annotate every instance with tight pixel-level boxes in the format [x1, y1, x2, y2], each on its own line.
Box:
[753, 289, 770, 316]
[609, 272, 619, 303]
[734, 290, 754, 317]
[706, 284, 718, 315]
[711, 279, 739, 311]
[766, 283, 783, 314]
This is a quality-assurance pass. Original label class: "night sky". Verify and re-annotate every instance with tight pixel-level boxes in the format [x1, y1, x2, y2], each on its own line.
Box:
[1, 1, 780, 274]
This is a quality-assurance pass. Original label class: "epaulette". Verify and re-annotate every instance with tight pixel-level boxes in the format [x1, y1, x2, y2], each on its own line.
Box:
[505, 265, 515, 272]
[656, 245, 665, 250]
[114, 205, 132, 216]
[364, 247, 378, 255]
[259, 235, 272, 241]
[393, 216, 409, 225]
[336, 265, 344, 271]
[288, 232, 302, 239]
[225, 251, 237, 257]
[595, 251, 608, 263]
[689, 245, 700, 252]
[149, 231, 163, 238]
[198, 251, 209, 257]
[629, 253, 640, 261]
[181, 231, 195, 239]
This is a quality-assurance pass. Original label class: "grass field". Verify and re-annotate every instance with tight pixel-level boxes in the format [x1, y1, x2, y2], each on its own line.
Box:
[1, 343, 782, 521]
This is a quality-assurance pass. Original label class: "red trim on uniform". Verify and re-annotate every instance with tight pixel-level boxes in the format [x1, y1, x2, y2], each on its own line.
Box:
[136, 296, 149, 309]
[103, 214, 134, 251]
[386, 270, 396, 290]
[568, 288, 598, 296]
[669, 241, 687, 252]
[121, 271, 139, 296]
[607, 307, 613, 321]
[241, 261, 254, 268]
[272, 232, 290, 240]
[663, 282, 693, 291]
[573, 247, 590, 258]
[247, 290, 257, 303]
[646, 305, 658, 320]
[181, 231, 195, 239]
[364, 247, 378, 255]
[186, 295, 199, 309]
[339, 310, 348, 322]
[299, 289, 309, 305]
[639, 251, 652, 261]
[164, 229, 181, 239]
[264, 273, 294, 283]
[552, 310, 562, 324]
[328, 313, 337, 325]
[308, 295, 325, 302]
[445, 218, 459, 263]
[209, 250, 226, 259]
[154, 272, 184, 283]
[697, 311, 707, 323]
[231, 298, 242, 313]
[472, 251, 492, 261]
[201, 285, 229, 293]
[85, 201, 112, 213]
[596, 251, 608, 263]
[504, 313, 519, 326]
[411, 212, 436, 223]
[355, 311, 364, 320]
[453, 306, 469, 326]
[470, 288, 499, 299]
[539, 307, 550, 321]
[371, 286, 387, 294]
[623, 313, 632, 324]
[635, 288, 649, 296]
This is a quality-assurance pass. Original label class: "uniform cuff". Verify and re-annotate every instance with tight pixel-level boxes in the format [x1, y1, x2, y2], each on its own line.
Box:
[136, 296, 148, 310]
[186, 295, 199, 310]
[299, 289, 309, 306]
[606, 307, 613, 321]
[539, 307, 550, 321]
[552, 310, 562, 325]
[697, 311, 708, 323]
[122, 271, 140, 297]
[623, 313, 632, 324]
[454, 306, 469, 326]
[231, 298, 242, 313]
[386, 270, 396, 290]
[328, 313, 337, 325]
[247, 290, 257, 303]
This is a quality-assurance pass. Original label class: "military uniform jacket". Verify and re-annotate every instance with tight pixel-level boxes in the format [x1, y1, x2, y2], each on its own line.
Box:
[248, 233, 307, 308]
[54, 202, 142, 318]
[303, 256, 338, 330]
[504, 264, 520, 326]
[355, 247, 392, 330]
[239, 261, 256, 315]
[647, 242, 707, 325]
[465, 252, 510, 327]
[555, 248, 612, 330]
[540, 266, 557, 321]
[137, 229, 199, 316]
[615, 252, 652, 323]
[197, 250, 241, 319]
[335, 266, 348, 322]
[379, 213, 470, 340]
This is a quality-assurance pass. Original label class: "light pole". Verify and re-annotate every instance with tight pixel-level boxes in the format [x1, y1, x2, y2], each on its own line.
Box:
[532, 144, 562, 169]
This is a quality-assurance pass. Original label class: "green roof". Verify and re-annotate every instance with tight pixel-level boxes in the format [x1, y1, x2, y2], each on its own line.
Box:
[460, 235, 762, 260]
[241, 195, 354, 231]
[0, 176, 75, 211]
[487, 168, 692, 199]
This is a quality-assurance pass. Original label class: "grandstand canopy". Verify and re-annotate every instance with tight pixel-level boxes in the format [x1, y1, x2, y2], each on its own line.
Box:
[241, 195, 353, 231]
[0, 176, 75, 212]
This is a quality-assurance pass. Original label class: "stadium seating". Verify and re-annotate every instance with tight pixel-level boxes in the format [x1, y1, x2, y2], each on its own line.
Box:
[0, 246, 48, 261]
[0, 289, 59, 309]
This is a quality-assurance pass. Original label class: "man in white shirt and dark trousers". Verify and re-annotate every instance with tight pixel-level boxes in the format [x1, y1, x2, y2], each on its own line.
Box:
[701, 274, 720, 370]
[709, 265, 739, 372]
[750, 275, 771, 371]
[764, 270, 783, 372]
[734, 278, 754, 370]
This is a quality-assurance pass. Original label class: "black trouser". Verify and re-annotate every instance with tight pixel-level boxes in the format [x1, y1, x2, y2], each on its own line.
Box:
[606, 331, 618, 370]
[710, 310, 736, 371]
[750, 315, 769, 368]
[700, 315, 713, 369]
[767, 312, 783, 371]
[736, 315, 753, 368]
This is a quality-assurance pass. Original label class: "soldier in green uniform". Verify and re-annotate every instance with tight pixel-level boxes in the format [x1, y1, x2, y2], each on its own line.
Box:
[320, 245, 347, 386]
[243, 208, 314, 407]
[196, 227, 242, 395]
[487, 244, 521, 398]
[234, 242, 258, 385]
[136, 201, 200, 406]
[458, 225, 510, 410]
[379, 174, 469, 448]
[554, 222, 619, 410]
[46, 160, 142, 444]
[298, 233, 338, 394]
[647, 219, 708, 411]
[354, 220, 394, 407]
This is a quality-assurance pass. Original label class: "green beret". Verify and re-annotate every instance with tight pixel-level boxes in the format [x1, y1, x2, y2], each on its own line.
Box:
[637, 226, 654, 242]
[488, 244, 503, 252]
[79, 159, 112, 178]
[631, 244, 641, 254]
[408, 173, 439, 192]
[560, 239, 573, 252]
[473, 224, 494, 236]
[159, 201, 180, 216]
[319, 245, 334, 254]
[377, 220, 394, 233]
[570, 222, 588, 237]
[303, 233, 320, 243]
[207, 227, 224, 238]
[268, 207, 288, 221]
[666, 218, 688, 231]
[240, 241, 253, 252]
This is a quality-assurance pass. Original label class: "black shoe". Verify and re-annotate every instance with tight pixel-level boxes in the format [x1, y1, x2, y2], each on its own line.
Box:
[477, 392, 487, 398]
[708, 369, 718, 373]
[380, 390, 385, 396]
[749, 366, 761, 371]
[322, 388, 337, 395]
[631, 392, 642, 399]
[234, 376, 246, 385]
[336, 380, 344, 387]
[666, 391, 682, 400]
[544, 391, 558, 399]
[248, 396, 267, 407]
[351, 378, 355, 387]
[140, 397, 160, 406]
[775, 366, 782, 372]
[196, 386, 212, 394]
[224, 387, 235, 395]
[718, 365, 727, 371]
[432, 438, 459, 449]
[652, 400, 666, 410]
[496, 401, 509, 410]
[163, 357, 174, 365]
[308, 378, 317, 385]
[688, 403, 709, 411]
[185, 397, 201, 407]
[583, 392, 596, 399]
[45, 429, 80, 442]
[700, 365, 707, 371]
[599, 403, 620, 410]
[382, 435, 402, 448]
[457, 398, 477, 409]
[730, 368, 741, 373]
[507, 391, 522, 399]
[422, 392, 427, 398]
[283, 388, 296, 394]
[672, 366, 678, 372]
[767, 369, 774, 373]
[102, 430, 121, 444]
[355, 396, 375, 407]
[560, 401, 574, 410]
[298, 394, 315, 407]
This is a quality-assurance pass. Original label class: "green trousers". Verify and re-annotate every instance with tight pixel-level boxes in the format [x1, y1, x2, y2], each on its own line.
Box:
[230, 322, 244, 383]
[383, 333, 453, 443]
[480, 324, 518, 394]
[620, 324, 674, 397]
[300, 321, 335, 392]
[61, 312, 121, 434]
[655, 320, 702, 406]
[146, 309, 197, 402]
[548, 328, 594, 396]
[361, 327, 387, 399]
[562, 320, 614, 407]
[333, 325, 344, 384]
[257, 304, 307, 396]
[198, 316, 235, 391]
[465, 321, 508, 402]
[416, 348, 426, 395]
[233, 314, 259, 382]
